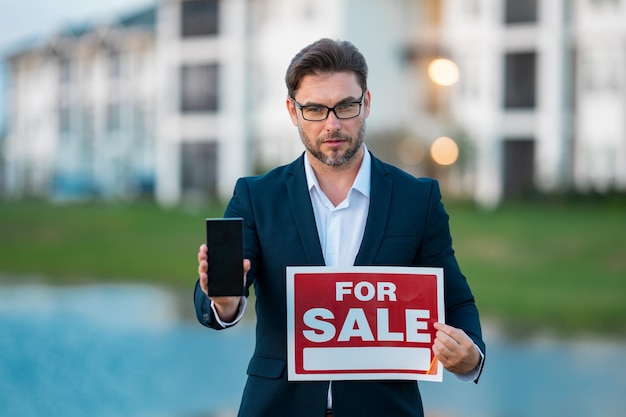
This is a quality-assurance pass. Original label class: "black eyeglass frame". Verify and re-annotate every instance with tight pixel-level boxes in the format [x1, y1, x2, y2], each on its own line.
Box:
[290, 92, 365, 121]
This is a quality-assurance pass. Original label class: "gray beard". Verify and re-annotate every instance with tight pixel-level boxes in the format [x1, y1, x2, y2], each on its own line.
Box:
[299, 121, 366, 167]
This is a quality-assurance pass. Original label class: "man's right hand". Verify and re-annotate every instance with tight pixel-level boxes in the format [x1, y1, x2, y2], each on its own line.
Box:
[197, 243, 250, 322]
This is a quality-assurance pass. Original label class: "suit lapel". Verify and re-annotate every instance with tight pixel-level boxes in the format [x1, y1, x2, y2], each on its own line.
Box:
[285, 155, 326, 265]
[354, 155, 391, 266]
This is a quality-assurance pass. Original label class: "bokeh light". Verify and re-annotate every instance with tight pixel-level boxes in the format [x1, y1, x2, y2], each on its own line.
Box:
[430, 136, 459, 166]
[427, 58, 460, 86]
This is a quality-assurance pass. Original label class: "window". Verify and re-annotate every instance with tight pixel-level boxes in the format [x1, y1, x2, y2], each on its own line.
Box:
[59, 106, 71, 134]
[180, 64, 219, 112]
[109, 52, 121, 79]
[107, 102, 121, 132]
[181, 141, 218, 197]
[503, 139, 535, 199]
[81, 105, 94, 153]
[504, 0, 537, 24]
[181, 0, 219, 37]
[133, 104, 147, 144]
[503, 52, 536, 108]
[59, 59, 72, 83]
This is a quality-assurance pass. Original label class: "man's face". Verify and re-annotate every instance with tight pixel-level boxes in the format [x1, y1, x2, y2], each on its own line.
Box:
[286, 72, 370, 167]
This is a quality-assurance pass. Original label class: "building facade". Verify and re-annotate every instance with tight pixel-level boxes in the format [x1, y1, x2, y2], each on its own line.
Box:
[153, 0, 422, 205]
[3, 8, 157, 200]
[1, 0, 432, 205]
[440, 0, 626, 206]
[2, 0, 625, 206]
[155, 0, 248, 205]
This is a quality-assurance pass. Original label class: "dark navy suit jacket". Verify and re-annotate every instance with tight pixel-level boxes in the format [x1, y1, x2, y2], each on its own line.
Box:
[195, 152, 485, 417]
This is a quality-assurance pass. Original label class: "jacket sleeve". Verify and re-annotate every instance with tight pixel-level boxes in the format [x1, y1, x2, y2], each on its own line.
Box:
[418, 180, 486, 361]
[193, 279, 224, 330]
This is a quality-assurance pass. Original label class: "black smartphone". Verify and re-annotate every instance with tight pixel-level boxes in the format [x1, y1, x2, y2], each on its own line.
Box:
[205, 218, 244, 296]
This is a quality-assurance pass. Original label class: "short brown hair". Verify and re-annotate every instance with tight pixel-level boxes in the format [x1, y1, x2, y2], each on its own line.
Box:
[285, 38, 368, 98]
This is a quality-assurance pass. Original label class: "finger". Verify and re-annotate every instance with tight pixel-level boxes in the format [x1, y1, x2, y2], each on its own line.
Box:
[198, 258, 208, 275]
[434, 329, 466, 365]
[434, 322, 469, 346]
[432, 346, 451, 368]
[243, 259, 251, 286]
[199, 271, 209, 295]
[435, 328, 458, 352]
[433, 322, 458, 337]
[198, 245, 209, 295]
[198, 244, 208, 262]
[433, 337, 453, 359]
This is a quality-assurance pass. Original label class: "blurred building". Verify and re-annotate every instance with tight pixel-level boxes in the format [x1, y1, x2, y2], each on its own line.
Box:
[2, 0, 416, 205]
[155, 0, 247, 204]
[154, 0, 418, 205]
[2, 0, 625, 206]
[3, 7, 157, 200]
[438, 0, 626, 205]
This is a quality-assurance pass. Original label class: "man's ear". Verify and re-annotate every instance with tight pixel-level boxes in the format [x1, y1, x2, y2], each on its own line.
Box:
[363, 89, 371, 119]
[286, 98, 299, 126]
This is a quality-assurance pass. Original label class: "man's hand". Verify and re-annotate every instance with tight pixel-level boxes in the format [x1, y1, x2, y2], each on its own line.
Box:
[197, 244, 250, 322]
[432, 322, 481, 375]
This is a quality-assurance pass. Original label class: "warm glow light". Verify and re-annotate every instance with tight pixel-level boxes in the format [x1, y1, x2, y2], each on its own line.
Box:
[430, 136, 459, 166]
[427, 58, 460, 86]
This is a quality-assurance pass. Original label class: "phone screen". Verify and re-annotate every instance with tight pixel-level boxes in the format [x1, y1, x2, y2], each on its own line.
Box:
[205, 218, 244, 296]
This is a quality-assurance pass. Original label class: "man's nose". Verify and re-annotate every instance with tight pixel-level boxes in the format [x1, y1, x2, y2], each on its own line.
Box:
[323, 110, 342, 131]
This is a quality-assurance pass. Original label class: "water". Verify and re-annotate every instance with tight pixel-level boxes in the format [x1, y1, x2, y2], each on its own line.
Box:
[0, 284, 624, 417]
[0, 284, 252, 417]
[419, 328, 626, 417]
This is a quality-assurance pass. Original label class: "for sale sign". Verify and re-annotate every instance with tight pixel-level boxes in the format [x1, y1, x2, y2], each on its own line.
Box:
[286, 266, 444, 382]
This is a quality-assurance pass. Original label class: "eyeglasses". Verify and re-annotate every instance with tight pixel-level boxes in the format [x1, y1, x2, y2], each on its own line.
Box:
[290, 93, 364, 121]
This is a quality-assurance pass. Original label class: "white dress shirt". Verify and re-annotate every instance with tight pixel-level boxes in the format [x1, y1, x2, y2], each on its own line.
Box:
[304, 146, 371, 268]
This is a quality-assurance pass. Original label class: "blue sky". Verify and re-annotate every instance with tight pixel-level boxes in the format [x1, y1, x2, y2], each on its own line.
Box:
[0, 0, 154, 134]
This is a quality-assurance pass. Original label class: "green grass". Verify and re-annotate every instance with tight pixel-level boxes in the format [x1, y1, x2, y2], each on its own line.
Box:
[446, 199, 626, 336]
[0, 198, 625, 336]
[0, 199, 223, 287]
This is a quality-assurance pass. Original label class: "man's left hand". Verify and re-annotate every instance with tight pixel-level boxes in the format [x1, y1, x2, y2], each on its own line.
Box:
[432, 322, 481, 375]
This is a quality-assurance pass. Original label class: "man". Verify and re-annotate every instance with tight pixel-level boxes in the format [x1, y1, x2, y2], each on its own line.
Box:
[194, 38, 485, 417]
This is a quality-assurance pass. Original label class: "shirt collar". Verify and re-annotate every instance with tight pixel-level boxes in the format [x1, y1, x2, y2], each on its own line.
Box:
[304, 144, 371, 198]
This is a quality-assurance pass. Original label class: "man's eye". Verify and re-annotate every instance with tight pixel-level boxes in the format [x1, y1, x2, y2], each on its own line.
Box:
[305, 106, 325, 114]
[336, 103, 356, 111]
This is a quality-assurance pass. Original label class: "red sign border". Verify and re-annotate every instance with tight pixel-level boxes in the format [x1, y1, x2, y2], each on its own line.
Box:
[286, 266, 445, 382]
